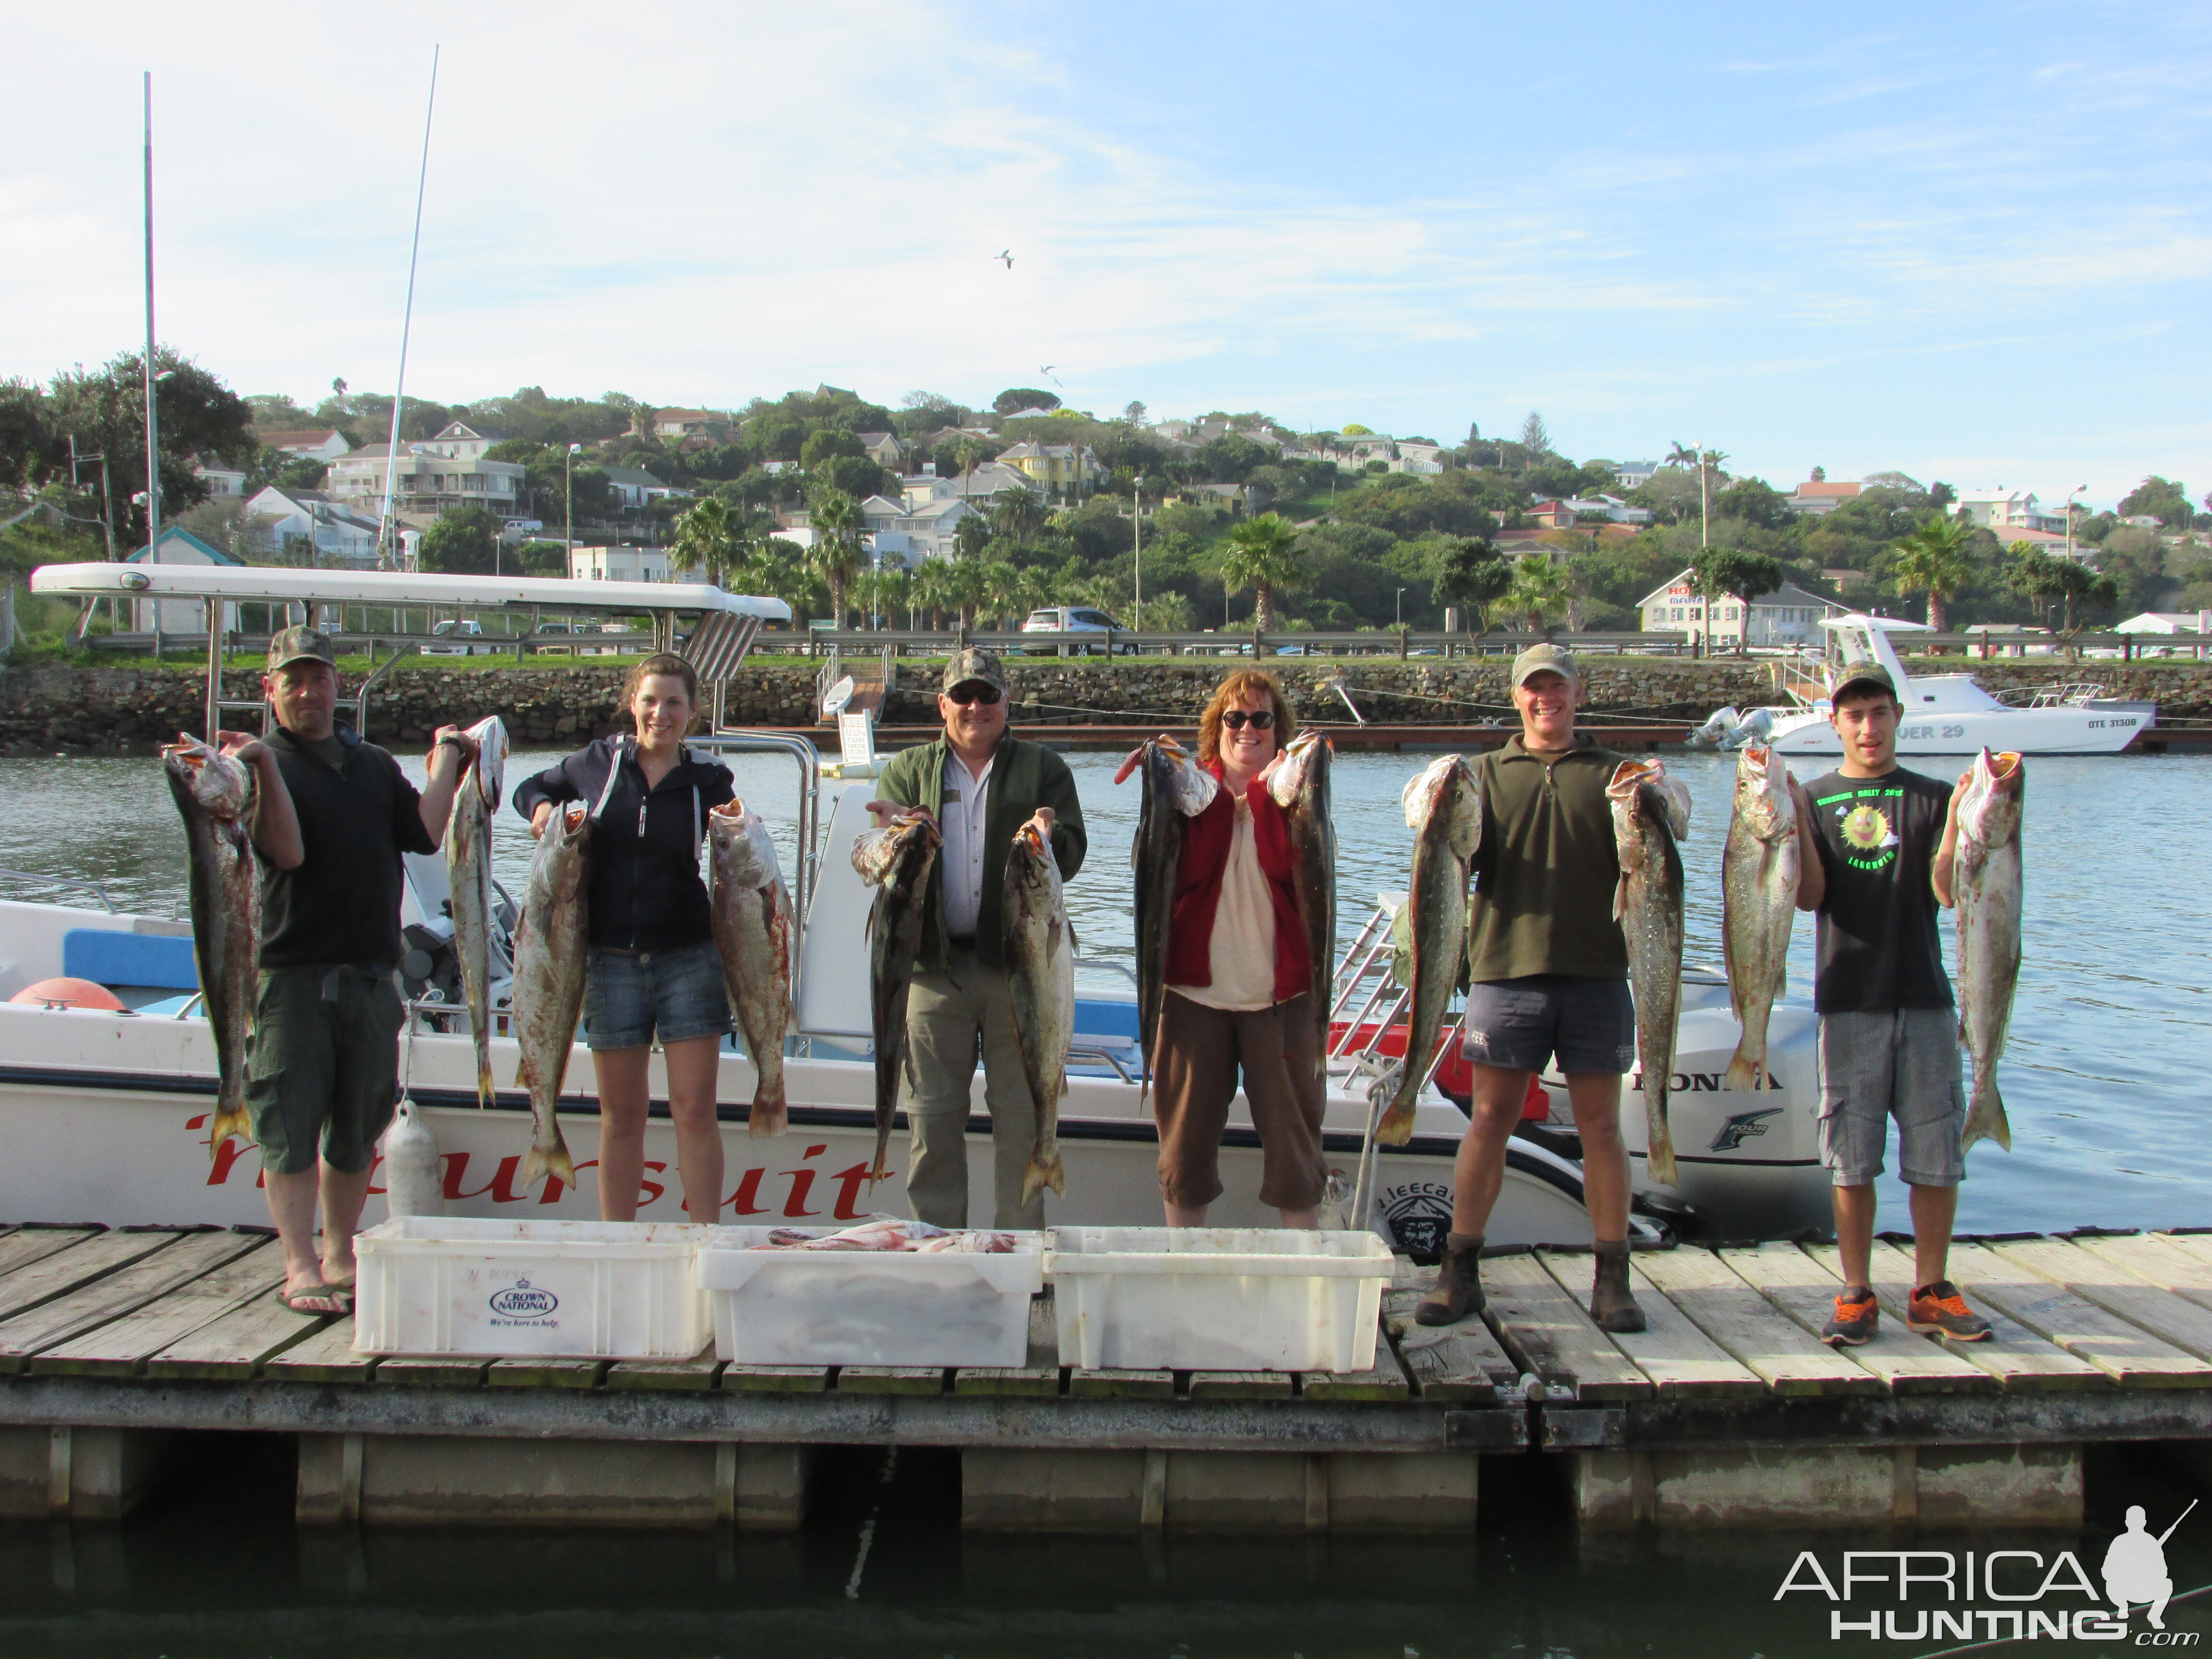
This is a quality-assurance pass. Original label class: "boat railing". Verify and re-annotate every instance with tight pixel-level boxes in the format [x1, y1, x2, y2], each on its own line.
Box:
[688, 729, 823, 1005]
[2029, 682, 2108, 708]
[0, 869, 121, 913]
[1766, 657, 1829, 709]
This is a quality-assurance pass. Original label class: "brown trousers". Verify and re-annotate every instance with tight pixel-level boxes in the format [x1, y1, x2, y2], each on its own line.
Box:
[1153, 990, 1327, 1210]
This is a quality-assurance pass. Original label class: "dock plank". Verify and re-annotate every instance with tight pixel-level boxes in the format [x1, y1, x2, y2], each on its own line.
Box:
[1302, 1365, 1409, 1402]
[0, 1229, 187, 1326]
[1069, 1369, 1175, 1399]
[1185, 1370, 1294, 1400]
[260, 1318, 375, 1383]
[375, 1356, 489, 1387]
[0, 1228, 102, 1284]
[1634, 1247, 1882, 1397]
[1393, 1325, 1502, 1405]
[837, 1366, 946, 1395]
[2072, 1235, 2212, 1316]
[1984, 1239, 2212, 1378]
[32, 1239, 283, 1376]
[487, 1358, 605, 1389]
[1725, 1243, 1995, 1396]
[1950, 1242, 2210, 1389]
[953, 1366, 1062, 1397]
[719, 1365, 830, 1394]
[606, 1351, 723, 1390]
[144, 1285, 333, 1380]
[1480, 1254, 1652, 1401]
[0, 1231, 260, 1374]
[1541, 1250, 1766, 1400]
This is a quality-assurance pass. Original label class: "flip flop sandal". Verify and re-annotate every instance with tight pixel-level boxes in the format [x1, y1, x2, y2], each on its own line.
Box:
[283, 1283, 351, 1317]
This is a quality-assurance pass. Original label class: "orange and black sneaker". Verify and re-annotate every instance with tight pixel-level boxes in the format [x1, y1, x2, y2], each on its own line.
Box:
[1907, 1280, 1993, 1342]
[1821, 1286, 1878, 1346]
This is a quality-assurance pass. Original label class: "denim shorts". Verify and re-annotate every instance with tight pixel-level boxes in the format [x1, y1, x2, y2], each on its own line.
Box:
[1461, 975, 1638, 1075]
[583, 939, 732, 1051]
[1817, 1008, 1967, 1187]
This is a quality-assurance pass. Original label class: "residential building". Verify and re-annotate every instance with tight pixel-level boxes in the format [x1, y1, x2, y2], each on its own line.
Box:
[600, 466, 686, 512]
[1956, 489, 2066, 534]
[242, 486, 383, 567]
[652, 409, 733, 443]
[1787, 471, 1863, 516]
[569, 545, 673, 583]
[123, 527, 245, 635]
[1614, 460, 1659, 489]
[1177, 483, 1247, 513]
[2116, 611, 2211, 635]
[324, 426, 526, 524]
[997, 440, 1101, 498]
[1527, 499, 1577, 530]
[1564, 494, 1651, 525]
[1396, 440, 1443, 468]
[1637, 569, 1840, 648]
[255, 429, 353, 462]
[192, 463, 247, 497]
[902, 461, 1039, 505]
[857, 493, 978, 566]
[854, 432, 904, 469]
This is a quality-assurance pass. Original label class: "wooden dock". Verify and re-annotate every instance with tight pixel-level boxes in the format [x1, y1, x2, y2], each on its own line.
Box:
[0, 1223, 2207, 1533]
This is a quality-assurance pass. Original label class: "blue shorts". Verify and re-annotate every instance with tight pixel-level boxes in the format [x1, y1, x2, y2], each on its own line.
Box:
[584, 939, 731, 1051]
[1461, 975, 1638, 1076]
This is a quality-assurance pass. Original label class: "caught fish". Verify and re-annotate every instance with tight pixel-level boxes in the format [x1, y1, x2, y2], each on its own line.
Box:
[162, 736, 260, 1157]
[510, 801, 588, 1189]
[1131, 736, 1215, 1099]
[443, 715, 507, 1109]
[1956, 749, 2025, 1153]
[1379, 754, 1483, 1146]
[1610, 758, 1691, 1187]
[756, 1217, 1019, 1252]
[1005, 822, 1076, 1203]
[709, 798, 796, 1137]
[1721, 744, 1800, 1091]
[1268, 729, 1336, 1076]
[856, 810, 939, 1182]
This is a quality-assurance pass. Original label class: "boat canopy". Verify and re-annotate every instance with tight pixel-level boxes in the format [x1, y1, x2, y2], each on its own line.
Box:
[28, 562, 791, 621]
[1816, 612, 1933, 633]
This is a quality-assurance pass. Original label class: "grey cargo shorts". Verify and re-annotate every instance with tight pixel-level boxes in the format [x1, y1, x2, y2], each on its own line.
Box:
[1816, 1007, 1968, 1188]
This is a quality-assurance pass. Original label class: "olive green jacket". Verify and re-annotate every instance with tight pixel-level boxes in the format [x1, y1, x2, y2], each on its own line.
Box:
[875, 733, 1086, 972]
[1467, 733, 1630, 981]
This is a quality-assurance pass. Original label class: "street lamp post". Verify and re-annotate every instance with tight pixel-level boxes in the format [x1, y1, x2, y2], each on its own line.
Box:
[1396, 587, 1407, 628]
[1132, 475, 1145, 642]
[2066, 485, 2088, 562]
[565, 443, 582, 575]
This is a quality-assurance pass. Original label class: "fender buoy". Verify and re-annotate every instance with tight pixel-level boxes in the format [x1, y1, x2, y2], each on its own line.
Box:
[10, 977, 128, 1011]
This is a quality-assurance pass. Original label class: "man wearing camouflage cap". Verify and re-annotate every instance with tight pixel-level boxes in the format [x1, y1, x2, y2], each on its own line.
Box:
[864, 647, 1086, 1228]
[217, 626, 476, 1315]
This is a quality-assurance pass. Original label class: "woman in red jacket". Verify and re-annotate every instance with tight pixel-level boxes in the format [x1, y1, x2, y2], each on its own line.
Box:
[1147, 670, 1327, 1226]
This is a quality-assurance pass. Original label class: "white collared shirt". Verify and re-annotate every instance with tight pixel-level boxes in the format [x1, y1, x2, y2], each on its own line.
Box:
[938, 749, 996, 938]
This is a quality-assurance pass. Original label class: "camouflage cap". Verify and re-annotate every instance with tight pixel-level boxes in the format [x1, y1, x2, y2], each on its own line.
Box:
[941, 645, 1007, 695]
[267, 625, 337, 674]
[1510, 641, 1581, 687]
[1828, 661, 1898, 703]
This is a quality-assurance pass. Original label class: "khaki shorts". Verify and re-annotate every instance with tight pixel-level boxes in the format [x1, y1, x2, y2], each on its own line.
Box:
[246, 966, 402, 1176]
[1816, 1008, 1967, 1188]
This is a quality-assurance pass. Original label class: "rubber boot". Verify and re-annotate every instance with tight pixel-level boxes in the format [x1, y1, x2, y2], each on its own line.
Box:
[1590, 1239, 1646, 1334]
[1416, 1233, 1484, 1326]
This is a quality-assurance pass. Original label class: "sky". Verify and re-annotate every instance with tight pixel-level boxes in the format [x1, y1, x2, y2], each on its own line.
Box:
[5, 1, 2208, 511]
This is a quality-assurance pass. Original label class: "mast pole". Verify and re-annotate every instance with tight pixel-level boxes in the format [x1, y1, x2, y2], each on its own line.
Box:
[378, 46, 440, 571]
[142, 71, 164, 656]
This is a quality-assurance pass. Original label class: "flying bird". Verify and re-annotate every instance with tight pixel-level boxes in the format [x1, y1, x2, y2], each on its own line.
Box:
[994, 249, 1013, 268]
[1039, 365, 1062, 386]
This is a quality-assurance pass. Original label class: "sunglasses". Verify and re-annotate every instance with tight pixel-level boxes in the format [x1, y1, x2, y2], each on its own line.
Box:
[946, 684, 1002, 706]
[1219, 709, 1276, 731]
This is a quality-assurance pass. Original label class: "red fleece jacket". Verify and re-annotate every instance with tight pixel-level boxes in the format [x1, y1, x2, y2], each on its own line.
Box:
[1164, 762, 1310, 1005]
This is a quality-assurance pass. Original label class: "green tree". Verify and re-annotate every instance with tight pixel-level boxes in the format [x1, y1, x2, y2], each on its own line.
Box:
[1691, 546, 1787, 654]
[954, 436, 989, 499]
[1432, 537, 1513, 634]
[2007, 542, 2116, 637]
[417, 504, 502, 575]
[42, 349, 256, 547]
[2117, 476, 2191, 527]
[1503, 553, 1573, 636]
[1885, 514, 1980, 633]
[1715, 477, 1796, 531]
[806, 488, 866, 628]
[912, 557, 959, 629]
[1216, 513, 1308, 632]
[993, 483, 1046, 542]
[799, 428, 865, 470]
[992, 388, 1060, 415]
[670, 496, 745, 587]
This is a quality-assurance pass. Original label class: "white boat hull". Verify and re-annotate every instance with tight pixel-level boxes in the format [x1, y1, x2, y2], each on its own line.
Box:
[1768, 703, 2148, 757]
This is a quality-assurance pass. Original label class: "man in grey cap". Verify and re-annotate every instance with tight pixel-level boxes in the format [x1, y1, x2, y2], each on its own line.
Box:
[1419, 642, 1647, 1333]
[864, 647, 1086, 1227]
[218, 626, 475, 1314]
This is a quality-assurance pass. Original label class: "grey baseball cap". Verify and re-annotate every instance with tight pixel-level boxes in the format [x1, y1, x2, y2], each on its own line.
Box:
[942, 646, 1007, 695]
[1511, 642, 1581, 687]
[1828, 661, 1898, 703]
[267, 626, 337, 673]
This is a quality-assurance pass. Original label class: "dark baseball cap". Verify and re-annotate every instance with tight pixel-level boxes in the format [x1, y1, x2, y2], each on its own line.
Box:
[942, 646, 1007, 695]
[1511, 642, 1581, 687]
[267, 626, 337, 673]
[1828, 661, 1898, 703]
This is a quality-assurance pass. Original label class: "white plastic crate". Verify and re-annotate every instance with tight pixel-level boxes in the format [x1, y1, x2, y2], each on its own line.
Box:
[352, 1217, 710, 1358]
[697, 1227, 1045, 1367]
[1045, 1226, 1395, 1372]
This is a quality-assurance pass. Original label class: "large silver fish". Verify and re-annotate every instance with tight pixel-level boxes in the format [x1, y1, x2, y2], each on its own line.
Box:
[1005, 822, 1076, 1202]
[1379, 754, 1482, 1146]
[1609, 757, 1691, 1188]
[444, 715, 507, 1109]
[1721, 744, 1799, 1092]
[162, 735, 259, 1157]
[1132, 736, 1215, 1101]
[709, 797, 796, 1138]
[855, 810, 939, 1182]
[510, 801, 588, 1188]
[1956, 748, 2025, 1153]
[1268, 729, 1336, 1075]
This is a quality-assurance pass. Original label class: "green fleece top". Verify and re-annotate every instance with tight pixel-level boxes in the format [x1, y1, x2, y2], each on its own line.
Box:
[1467, 732, 1630, 982]
[874, 732, 1086, 972]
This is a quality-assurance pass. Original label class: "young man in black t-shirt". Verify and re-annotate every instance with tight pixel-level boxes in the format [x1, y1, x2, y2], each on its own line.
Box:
[1791, 662, 1992, 1346]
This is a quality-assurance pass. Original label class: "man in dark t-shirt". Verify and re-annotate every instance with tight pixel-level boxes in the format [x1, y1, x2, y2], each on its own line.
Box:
[219, 626, 473, 1316]
[1791, 661, 1991, 1347]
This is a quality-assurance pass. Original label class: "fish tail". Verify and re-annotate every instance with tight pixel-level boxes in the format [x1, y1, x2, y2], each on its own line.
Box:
[1723, 1044, 1761, 1094]
[1961, 1076, 2011, 1154]
[206, 1099, 252, 1159]
[1646, 1087, 1678, 1187]
[1021, 1151, 1065, 1204]
[474, 1051, 497, 1111]
[748, 1076, 789, 1138]
[520, 1123, 576, 1190]
[1375, 1093, 1417, 1147]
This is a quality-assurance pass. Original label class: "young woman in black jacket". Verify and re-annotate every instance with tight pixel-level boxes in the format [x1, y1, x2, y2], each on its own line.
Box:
[513, 654, 734, 1222]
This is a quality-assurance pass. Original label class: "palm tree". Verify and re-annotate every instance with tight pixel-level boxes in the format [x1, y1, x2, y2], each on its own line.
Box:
[805, 487, 865, 627]
[954, 437, 989, 502]
[1664, 441, 1697, 470]
[945, 555, 991, 630]
[994, 483, 1045, 543]
[1886, 514, 1980, 634]
[1216, 512, 1308, 632]
[1504, 553, 1573, 637]
[669, 496, 742, 587]
[1697, 448, 1729, 548]
[743, 536, 823, 624]
[979, 561, 1023, 629]
[912, 557, 958, 630]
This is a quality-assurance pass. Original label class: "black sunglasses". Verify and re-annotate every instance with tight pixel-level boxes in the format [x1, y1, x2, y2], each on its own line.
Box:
[1220, 709, 1276, 731]
[946, 683, 1002, 706]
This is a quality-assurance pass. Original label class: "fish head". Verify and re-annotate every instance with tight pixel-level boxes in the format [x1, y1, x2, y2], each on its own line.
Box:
[1732, 745, 1793, 839]
[1960, 749, 2026, 846]
[1609, 758, 1691, 841]
[1266, 728, 1328, 808]
[710, 798, 779, 886]
[162, 734, 252, 821]
[1402, 752, 1467, 829]
[465, 716, 508, 807]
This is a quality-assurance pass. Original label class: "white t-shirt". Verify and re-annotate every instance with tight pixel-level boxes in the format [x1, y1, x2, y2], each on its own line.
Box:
[938, 750, 995, 938]
[1170, 791, 1277, 1012]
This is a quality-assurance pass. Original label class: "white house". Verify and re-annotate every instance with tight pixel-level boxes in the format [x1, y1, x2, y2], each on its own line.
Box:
[568, 545, 672, 582]
[1956, 489, 2066, 535]
[1565, 494, 1651, 524]
[192, 463, 247, 497]
[325, 426, 525, 525]
[1614, 460, 1659, 489]
[854, 432, 904, 469]
[256, 429, 353, 462]
[600, 466, 687, 512]
[652, 409, 733, 443]
[124, 527, 245, 635]
[242, 486, 383, 567]
[1638, 569, 1840, 648]
[901, 462, 1033, 505]
[2116, 611, 2210, 635]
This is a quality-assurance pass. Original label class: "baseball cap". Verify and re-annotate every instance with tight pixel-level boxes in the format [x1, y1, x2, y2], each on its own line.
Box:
[1511, 642, 1581, 687]
[1828, 661, 1898, 703]
[267, 626, 337, 673]
[942, 646, 1007, 696]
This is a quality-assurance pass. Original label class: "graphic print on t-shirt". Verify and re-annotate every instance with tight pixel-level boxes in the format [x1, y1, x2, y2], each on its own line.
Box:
[1831, 788, 1904, 872]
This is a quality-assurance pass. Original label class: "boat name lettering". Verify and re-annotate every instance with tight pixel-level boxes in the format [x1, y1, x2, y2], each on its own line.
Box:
[1899, 725, 1968, 740]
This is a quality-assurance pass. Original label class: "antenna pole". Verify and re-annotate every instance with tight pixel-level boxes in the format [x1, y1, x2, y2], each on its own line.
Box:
[142, 71, 164, 656]
[378, 46, 440, 571]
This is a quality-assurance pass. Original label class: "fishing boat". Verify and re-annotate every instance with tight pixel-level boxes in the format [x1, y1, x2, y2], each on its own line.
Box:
[1759, 614, 2154, 757]
[0, 563, 1832, 1249]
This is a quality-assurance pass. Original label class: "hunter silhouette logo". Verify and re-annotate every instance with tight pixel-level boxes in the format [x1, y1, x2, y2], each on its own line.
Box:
[1710, 1107, 1783, 1152]
[2107, 1500, 2193, 1631]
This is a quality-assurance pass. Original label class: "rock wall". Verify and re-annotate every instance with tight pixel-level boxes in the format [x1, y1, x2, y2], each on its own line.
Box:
[2, 656, 2207, 753]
